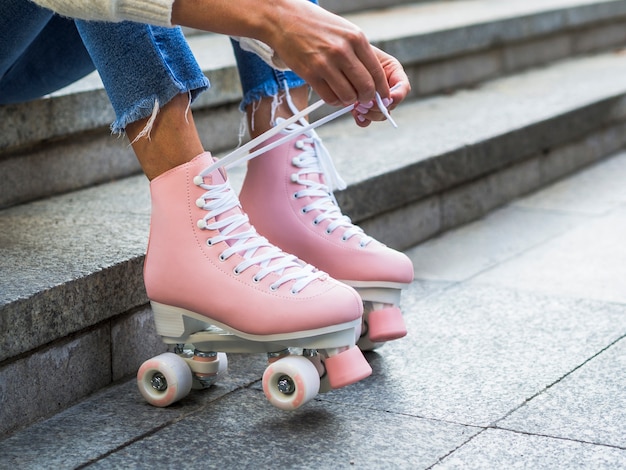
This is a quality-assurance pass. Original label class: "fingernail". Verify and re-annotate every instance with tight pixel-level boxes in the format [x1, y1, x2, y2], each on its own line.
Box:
[357, 114, 366, 122]
[382, 97, 392, 107]
[356, 104, 369, 114]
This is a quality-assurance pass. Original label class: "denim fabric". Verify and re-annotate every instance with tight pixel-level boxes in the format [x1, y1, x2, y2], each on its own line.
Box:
[230, 0, 318, 110]
[230, 39, 306, 111]
[75, 21, 209, 133]
[0, 0, 209, 132]
[0, 2, 94, 103]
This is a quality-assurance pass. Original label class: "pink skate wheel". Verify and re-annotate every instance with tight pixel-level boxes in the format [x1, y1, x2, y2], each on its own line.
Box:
[367, 306, 407, 342]
[325, 346, 372, 389]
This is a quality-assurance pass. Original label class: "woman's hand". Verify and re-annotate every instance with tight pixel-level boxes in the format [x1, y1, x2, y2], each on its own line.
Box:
[351, 47, 411, 127]
[262, 0, 390, 107]
[172, 0, 408, 114]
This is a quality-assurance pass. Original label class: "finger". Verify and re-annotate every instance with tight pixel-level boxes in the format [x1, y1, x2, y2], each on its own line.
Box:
[306, 76, 341, 106]
[356, 48, 390, 101]
[351, 109, 372, 127]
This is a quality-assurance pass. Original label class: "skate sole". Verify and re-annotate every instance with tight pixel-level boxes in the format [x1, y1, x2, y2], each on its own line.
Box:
[339, 280, 409, 304]
[151, 301, 361, 350]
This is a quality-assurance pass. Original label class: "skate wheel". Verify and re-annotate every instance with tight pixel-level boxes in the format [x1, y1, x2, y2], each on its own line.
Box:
[324, 346, 372, 389]
[262, 355, 320, 410]
[217, 352, 228, 374]
[367, 306, 407, 343]
[137, 352, 193, 407]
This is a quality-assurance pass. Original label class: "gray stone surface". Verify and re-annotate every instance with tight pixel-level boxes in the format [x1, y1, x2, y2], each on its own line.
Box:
[86, 389, 477, 469]
[434, 428, 626, 469]
[0, 176, 151, 362]
[0, 327, 112, 436]
[498, 338, 626, 449]
[517, 149, 626, 216]
[110, 306, 167, 381]
[0, 352, 269, 467]
[321, 283, 626, 427]
[472, 196, 626, 304]
[406, 206, 584, 282]
[2, 142, 626, 469]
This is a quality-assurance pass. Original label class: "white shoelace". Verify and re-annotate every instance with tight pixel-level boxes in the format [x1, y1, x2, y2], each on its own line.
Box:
[287, 122, 374, 247]
[193, 173, 325, 293]
[194, 86, 400, 288]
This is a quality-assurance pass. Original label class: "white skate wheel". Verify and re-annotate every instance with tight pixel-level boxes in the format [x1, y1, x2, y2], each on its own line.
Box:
[217, 352, 228, 374]
[262, 355, 320, 411]
[137, 352, 193, 407]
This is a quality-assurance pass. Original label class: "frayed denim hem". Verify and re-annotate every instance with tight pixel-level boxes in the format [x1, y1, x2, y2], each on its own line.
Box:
[239, 76, 306, 111]
[110, 77, 210, 135]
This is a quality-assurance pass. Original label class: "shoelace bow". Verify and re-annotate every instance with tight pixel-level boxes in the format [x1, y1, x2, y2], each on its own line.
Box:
[194, 87, 400, 291]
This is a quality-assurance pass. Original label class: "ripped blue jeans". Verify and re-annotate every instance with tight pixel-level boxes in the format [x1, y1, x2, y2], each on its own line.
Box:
[0, 0, 313, 134]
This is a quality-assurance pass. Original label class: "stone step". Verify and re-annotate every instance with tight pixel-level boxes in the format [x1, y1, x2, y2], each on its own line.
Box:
[3, 51, 626, 436]
[2, 0, 626, 209]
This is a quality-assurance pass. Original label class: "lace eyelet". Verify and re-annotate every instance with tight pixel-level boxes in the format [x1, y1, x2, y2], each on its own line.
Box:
[312, 220, 319, 226]
[269, 285, 278, 292]
[301, 207, 307, 214]
[290, 288, 298, 295]
[252, 276, 260, 283]
[325, 228, 332, 235]
[219, 254, 226, 262]
[293, 192, 300, 199]
[206, 239, 213, 246]
[233, 267, 241, 275]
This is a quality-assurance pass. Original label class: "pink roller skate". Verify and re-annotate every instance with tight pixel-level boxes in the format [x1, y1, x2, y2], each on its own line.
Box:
[239, 116, 414, 351]
[137, 152, 371, 411]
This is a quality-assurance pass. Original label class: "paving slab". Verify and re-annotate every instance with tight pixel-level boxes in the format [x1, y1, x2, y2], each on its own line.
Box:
[434, 428, 626, 469]
[86, 389, 478, 470]
[405, 206, 585, 282]
[317, 282, 626, 427]
[497, 337, 626, 449]
[0, 353, 268, 469]
[470, 205, 626, 303]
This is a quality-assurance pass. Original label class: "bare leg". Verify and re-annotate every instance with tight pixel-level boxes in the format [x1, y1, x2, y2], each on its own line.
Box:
[126, 93, 204, 180]
[246, 85, 309, 139]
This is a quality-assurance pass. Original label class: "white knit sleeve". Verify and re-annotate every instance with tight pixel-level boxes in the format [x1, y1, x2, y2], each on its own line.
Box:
[29, 0, 174, 26]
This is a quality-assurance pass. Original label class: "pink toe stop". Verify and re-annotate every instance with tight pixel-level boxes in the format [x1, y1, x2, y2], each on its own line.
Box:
[325, 346, 372, 389]
[368, 306, 407, 342]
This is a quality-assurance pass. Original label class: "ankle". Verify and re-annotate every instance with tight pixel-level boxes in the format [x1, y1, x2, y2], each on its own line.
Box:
[246, 86, 309, 139]
[128, 93, 205, 180]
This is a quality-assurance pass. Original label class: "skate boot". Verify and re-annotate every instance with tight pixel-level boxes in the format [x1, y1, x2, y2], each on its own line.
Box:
[137, 152, 371, 410]
[239, 121, 414, 351]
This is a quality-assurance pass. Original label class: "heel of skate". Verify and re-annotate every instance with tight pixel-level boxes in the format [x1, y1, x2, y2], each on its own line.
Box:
[346, 282, 410, 351]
